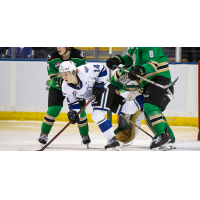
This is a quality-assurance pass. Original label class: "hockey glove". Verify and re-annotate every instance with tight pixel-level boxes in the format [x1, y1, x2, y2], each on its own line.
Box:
[106, 55, 125, 70]
[55, 75, 63, 87]
[68, 110, 80, 124]
[128, 66, 146, 81]
[93, 82, 105, 97]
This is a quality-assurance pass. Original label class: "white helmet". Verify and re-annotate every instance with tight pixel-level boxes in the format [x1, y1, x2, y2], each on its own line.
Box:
[59, 61, 76, 75]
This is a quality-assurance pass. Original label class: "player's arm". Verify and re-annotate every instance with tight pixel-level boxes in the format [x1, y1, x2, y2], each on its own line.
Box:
[72, 49, 87, 67]
[140, 47, 159, 74]
[47, 61, 61, 87]
[90, 64, 108, 97]
[106, 47, 134, 70]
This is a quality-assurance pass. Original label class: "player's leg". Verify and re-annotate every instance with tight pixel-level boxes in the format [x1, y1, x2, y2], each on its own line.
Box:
[143, 76, 175, 150]
[162, 115, 176, 149]
[38, 87, 65, 146]
[39, 105, 62, 145]
[92, 110, 120, 150]
[92, 84, 121, 150]
[77, 99, 90, 146]
[144, 103, 170, 150]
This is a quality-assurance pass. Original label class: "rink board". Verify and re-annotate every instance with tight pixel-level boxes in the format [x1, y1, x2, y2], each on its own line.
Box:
[0, 60, 198, 127]
[0, 111, 198, 127]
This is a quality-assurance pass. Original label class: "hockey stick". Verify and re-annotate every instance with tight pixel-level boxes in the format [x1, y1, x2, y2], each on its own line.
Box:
[120, 114, 153, 139]
[115, 66, 179, 90]
[37, 95, 96, 151]
[107, 47, 112, 123]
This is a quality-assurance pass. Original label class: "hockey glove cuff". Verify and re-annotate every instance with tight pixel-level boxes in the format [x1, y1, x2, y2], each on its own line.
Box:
[106, 55, 125, 70]
[93, 82, 105, 97]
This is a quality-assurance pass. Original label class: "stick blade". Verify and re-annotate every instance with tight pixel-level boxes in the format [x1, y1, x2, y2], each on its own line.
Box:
[163, 76, 179, 89]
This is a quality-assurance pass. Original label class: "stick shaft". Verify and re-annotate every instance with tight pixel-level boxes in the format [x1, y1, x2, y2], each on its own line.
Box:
[120, 114, 153, 138]
[107, 47, 112, 123]
[38, 96, 95, 151]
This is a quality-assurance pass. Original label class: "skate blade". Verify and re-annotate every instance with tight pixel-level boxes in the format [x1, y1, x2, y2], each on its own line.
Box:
[159, 143, 174, 151]
[86, 144, 90, 149]
[106, 146, 121, 151]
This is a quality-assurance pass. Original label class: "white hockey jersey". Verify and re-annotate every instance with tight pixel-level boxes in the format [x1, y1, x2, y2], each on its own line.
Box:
[62, 63, 108, 112]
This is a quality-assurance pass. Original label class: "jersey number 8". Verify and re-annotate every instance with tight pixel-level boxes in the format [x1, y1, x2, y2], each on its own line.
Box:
[149, 51, 154, 58]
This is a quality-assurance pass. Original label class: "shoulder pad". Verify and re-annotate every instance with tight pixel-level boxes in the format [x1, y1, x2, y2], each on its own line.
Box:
[71, 48, 86, 59]
[47, 49, 60, 61]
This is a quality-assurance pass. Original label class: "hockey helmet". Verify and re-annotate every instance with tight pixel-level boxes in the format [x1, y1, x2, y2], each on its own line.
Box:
[59, 61, 76, 75]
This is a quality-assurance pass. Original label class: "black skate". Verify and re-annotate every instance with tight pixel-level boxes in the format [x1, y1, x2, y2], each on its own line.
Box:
[105, 136, 121, 151]
[37, 133, 48, 148]
[81, 135, 91, 148]
[150, 132, 170, 151]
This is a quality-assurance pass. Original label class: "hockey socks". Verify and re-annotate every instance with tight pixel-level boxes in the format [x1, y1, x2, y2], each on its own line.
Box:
[162, 115, 175, 140]
[77, 109, 89, 137]
[41, 105, 62, 134]
[97, 118, 115, 141]
[143, 103, 166, 136]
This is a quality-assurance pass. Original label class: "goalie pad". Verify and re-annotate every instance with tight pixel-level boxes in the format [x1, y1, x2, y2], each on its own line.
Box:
[114, 91, 144, 143]
[115, 110, 141, 143]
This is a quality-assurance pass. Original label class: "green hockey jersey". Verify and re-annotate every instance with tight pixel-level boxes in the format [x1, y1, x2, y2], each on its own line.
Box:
[110, 67, 140, 92]
[47, 48, 87, 91]
[121, 47, 171, 88]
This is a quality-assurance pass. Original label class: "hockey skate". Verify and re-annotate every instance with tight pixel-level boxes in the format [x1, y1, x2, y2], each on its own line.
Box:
[105, 136, 121, 151]
[37, 133, 48, 148]
[81, 135, 91, 148]
[150, 132, 170, 151]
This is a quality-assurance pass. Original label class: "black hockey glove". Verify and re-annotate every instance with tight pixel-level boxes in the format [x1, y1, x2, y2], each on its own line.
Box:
[128, 66, 146, 81]
[106, 55, 125, 70]
[68, 110, 80, 124]
[93, 82, 105, 97]
[55, 75, 63, 87]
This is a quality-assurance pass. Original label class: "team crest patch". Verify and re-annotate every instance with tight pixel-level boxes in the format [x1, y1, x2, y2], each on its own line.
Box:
[55, 62, 61, 68]
[131, 47, 135, 49]
[80, 52, 85, 58]
[72, 91, 78, 97]
[47, 54, 51, 60]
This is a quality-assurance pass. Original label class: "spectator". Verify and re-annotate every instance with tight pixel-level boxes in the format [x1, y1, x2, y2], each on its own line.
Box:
[182, 47, 191, 62]
[33, 47, 56, 59]
[162, 47, 175, 62]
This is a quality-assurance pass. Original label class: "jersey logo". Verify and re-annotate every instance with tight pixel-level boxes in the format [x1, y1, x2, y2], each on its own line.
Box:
[47, 54, 51, 60]
[55, 62, 61, 68]
[84, 66, 89, 73]
[72, 91, 78, 97]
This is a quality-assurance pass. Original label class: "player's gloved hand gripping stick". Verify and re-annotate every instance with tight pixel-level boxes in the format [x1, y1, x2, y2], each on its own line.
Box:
[37, 95, 96, 151]
[115, 65, 179, 90]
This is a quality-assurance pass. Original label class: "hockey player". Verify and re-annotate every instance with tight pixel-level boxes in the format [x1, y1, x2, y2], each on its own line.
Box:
[59, 61, 144, 150]
[106, 47, 176, 151]
[38, 47, 90, 147]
